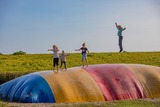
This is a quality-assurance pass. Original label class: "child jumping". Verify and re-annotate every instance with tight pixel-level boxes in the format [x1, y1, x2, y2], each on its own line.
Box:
[59, 50, 69, 70]
[75, 42, 89, 67]
[48, 45, 59, 71]
[115, 22, 126, 52]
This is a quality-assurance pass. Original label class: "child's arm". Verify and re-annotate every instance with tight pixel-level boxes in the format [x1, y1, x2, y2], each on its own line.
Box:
[75, 49, 81, 51]
[123, 27, 126, 30]
[115, 22, 118, 29]
[65, 53, 70, 56]
[48, 49, 53, 51]
[87, 49, 89, 53]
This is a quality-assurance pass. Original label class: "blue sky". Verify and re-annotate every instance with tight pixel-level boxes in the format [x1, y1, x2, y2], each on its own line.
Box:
[0, 0, 160, 54]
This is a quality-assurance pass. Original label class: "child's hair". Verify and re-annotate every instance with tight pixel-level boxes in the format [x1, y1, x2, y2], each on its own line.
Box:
[82, 42, 86, 46]
[53, 45, 58, 49]
[118, 25, 122, 29]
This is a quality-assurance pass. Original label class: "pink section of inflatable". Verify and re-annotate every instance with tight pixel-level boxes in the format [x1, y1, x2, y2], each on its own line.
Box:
[84, 64, 145, 101]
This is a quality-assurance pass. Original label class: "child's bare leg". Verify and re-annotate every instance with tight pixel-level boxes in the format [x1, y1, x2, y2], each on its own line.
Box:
[60, 66, 62, 69]
[86, 59, 88, 66]
[82, 60, 85, 67]
[57, 66, 59, 71]
[53, 66, 55, 71]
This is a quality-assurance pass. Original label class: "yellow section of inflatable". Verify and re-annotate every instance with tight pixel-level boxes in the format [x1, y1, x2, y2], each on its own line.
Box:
[39, 68, 105, 103]
[124, 64, 160, 98]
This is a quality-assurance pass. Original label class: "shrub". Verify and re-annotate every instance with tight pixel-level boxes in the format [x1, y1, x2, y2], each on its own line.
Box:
[0, 71, 32, 85]
[12, 51, 26, 55]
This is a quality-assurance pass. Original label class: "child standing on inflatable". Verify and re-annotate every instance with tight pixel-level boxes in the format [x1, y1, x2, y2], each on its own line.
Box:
[59, 50, 69, 70]
[75, 42, 89, 67]
[115, 22, 126, 52]
[48, 45, 59, 71]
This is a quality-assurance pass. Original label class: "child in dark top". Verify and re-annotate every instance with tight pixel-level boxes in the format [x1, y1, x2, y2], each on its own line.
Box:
[75, 42, 89, 67]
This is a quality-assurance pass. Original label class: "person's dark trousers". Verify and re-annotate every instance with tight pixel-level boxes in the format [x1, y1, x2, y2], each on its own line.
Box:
[60, 61, 66, 69]
[118, 36, 123, 52]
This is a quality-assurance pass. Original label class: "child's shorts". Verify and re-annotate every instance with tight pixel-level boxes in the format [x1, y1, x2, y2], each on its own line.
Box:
[53, 58, 59, 67]
[82, 53, 87, 60]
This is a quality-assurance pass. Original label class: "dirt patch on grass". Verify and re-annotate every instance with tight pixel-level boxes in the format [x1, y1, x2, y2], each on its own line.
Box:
[2, 101, 116, 107]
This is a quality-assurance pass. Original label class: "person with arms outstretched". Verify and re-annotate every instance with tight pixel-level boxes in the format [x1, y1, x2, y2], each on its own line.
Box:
[48, 45, 59, 71]
[115, 22, 126, 52]
[75, 42, 89, 67]
[59, 50, 69, 70]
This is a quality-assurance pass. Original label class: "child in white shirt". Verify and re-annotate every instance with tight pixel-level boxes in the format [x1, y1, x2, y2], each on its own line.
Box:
[48, 45, 59, 71]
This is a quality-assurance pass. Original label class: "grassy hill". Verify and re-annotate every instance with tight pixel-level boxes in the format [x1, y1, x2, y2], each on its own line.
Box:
[0, 52, 160, 73]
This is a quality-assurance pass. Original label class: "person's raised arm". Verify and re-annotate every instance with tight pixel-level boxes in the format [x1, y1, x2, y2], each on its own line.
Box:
[115, 22, 118, 29]
[123, 27, 126, 30]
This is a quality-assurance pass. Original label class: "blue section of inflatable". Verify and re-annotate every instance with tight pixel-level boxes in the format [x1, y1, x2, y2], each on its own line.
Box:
[0, 74, 55, 103]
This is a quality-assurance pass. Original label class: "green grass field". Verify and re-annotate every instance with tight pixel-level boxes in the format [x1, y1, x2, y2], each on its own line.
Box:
[0, 52, 160, 107]
[0, 52, 160, 73]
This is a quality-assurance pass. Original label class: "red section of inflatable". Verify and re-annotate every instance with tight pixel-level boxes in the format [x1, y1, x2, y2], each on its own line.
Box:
[84, 64, 145, 101]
